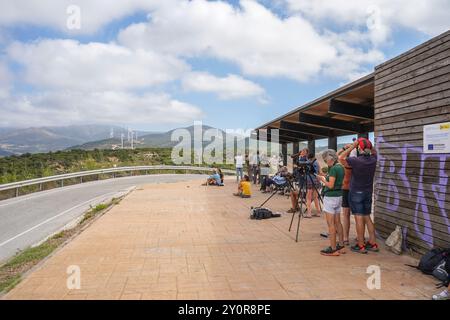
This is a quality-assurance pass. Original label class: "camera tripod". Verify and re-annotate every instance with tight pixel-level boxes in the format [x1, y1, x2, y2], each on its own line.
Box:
[288, 168, 323, 242]
[256, 175, 295, 208]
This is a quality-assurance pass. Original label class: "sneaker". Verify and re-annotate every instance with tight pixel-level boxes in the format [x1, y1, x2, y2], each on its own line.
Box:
[336, 244, 346, 254]
[365, 242, 380, 252]
[351, 244, 368, 254]
[432, 289, 449, 300]
[320, 246, 340, 256]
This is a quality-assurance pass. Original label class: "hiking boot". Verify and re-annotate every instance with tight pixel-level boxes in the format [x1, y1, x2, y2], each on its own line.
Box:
[320, 246, 340, 256]
[365, 242, 380, 252]
[351, 244, 368, 254]
[336, 244, 346, 254]
[432, 289, 450, 300]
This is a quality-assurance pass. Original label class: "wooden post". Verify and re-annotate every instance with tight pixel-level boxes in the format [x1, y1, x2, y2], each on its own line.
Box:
[328, 136, 337, 151]
[281, 143, 288, 166]
[308, 139, 315, 156]
[358, 132, 369, 139]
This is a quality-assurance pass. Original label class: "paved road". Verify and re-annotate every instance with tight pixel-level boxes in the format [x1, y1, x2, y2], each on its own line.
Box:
[0, 174, 206, 263]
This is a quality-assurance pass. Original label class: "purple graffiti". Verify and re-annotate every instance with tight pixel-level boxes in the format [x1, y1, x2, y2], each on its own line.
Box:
[376, 134, 450, 248]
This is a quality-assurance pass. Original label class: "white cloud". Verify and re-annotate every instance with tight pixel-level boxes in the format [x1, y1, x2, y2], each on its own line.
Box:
[7, 39, 188, 91]
[118, 0, 383, 82]
[182, 72, 266, 101]
[0, 60, 12, 99]
[0, 91, 203, 127]
[282, 0, 450, 45]
[0, 0, 159, 34]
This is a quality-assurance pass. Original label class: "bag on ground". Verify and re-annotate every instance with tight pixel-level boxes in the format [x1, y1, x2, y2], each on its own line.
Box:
[250, 207, 281, 220]
[418, 248, 448, 275]
[385, 225, 403, 255]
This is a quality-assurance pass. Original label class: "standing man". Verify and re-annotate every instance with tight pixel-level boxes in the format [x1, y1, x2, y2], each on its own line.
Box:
[250, 151, 260, 184]
[235, 153, 244, 182]
[339, 138, 378, 254]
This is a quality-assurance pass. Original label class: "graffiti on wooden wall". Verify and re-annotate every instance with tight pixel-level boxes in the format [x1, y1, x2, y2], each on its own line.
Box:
[375, 134, 450, 248]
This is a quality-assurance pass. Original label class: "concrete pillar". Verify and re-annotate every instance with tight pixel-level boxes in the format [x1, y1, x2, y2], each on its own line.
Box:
[328, 136, 337, 150]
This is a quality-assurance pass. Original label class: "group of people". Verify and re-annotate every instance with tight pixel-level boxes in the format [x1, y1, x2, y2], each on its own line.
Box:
[318, 137, 378, 256]
[237, 137, 379, 257]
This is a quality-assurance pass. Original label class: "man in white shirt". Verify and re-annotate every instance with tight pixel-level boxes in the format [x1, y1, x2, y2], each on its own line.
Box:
[235, 154, 244, 182]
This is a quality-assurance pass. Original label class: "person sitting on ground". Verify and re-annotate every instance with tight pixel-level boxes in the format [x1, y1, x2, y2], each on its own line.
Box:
[233, 175, 252, 198]
[316, 149, 345, 256]
[339, 137, 378, 254]
[202, 169, 224, 186]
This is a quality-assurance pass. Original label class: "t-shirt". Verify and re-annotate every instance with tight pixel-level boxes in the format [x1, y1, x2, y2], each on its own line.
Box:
[240, 181, 252, 196]
[346, 154, 377, 193]
[323, 163, 344, 197]
[235, 155, 244, 168]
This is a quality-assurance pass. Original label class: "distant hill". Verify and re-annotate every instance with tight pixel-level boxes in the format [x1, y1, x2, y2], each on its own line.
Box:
[0, 149, 14, 157]
[0, 125, 149, 155]
[69, 125, 248, 151]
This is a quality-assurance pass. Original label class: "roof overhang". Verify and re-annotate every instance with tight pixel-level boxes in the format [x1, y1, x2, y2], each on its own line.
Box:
[256, 73, 375, 142]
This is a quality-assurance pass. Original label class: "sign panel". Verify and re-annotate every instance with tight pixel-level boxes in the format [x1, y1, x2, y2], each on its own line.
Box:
[423, 122, 450, 153]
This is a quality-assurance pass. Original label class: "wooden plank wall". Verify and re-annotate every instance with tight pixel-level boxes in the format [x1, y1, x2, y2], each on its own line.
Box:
[373, 30, 450, 254]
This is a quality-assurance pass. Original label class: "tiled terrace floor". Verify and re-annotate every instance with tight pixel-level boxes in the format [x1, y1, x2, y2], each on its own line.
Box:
[3, 177, 437, 300]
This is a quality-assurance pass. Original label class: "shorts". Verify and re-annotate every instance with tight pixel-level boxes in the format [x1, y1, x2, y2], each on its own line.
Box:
[342, 189, 350, 208]
[323, 196, 342, 214]
[349, 191, 373, 216]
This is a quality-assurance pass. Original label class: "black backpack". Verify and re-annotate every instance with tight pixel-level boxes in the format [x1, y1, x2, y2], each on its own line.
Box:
[418, 248, 448, 274]
[250, 207, 281, 220]
[407, 248, 449, 277]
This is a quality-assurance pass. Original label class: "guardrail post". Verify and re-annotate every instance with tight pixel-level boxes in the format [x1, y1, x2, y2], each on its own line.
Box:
[61, 179, 64, 187]
[15, 187, 19, 197]
[39, 183, 43, 191]
[80, 177, 83, 183]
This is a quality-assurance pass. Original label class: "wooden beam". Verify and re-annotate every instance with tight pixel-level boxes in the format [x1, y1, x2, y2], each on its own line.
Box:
[269, 126, 317, 141]
[298, 113, 364, 133]
[329, 99, 374, 120]
[280, 120, 330, 137]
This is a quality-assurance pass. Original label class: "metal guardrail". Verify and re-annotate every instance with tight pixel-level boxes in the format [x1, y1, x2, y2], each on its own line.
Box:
[0, 165, 236, 197]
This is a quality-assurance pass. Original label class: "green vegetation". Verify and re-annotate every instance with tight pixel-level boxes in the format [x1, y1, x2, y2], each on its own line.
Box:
[0, 148, 174, 184]
[0, 198, 119, 294]
[0, 147, 234, 185]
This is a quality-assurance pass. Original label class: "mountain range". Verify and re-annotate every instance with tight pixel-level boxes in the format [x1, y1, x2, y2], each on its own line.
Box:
[0, 125, 149, 155]
[0, 124, 246, 156]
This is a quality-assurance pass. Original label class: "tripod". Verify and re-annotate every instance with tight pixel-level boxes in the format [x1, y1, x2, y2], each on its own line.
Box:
[256, 176, 295, 208]
[288, 167, 323, 242]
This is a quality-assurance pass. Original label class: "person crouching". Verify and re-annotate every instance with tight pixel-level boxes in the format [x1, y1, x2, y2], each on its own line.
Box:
[317, 149, 345, 256]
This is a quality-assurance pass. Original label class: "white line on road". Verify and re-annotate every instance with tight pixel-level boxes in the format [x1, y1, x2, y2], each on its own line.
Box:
[0, 191, 119, 248]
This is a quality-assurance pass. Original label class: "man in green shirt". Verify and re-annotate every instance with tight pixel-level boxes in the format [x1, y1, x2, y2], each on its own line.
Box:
[317, 149, 345, 256]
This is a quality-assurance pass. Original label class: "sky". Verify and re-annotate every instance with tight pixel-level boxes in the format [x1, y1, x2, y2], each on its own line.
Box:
[0, 0, 449, 133]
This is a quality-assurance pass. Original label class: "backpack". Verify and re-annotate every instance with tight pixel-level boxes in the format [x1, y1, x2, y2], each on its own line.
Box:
[250, 207, 281, 220]
[407, 248, 449, 275]
[432, 260, 449, 283]
[418, 248, 447, 275]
